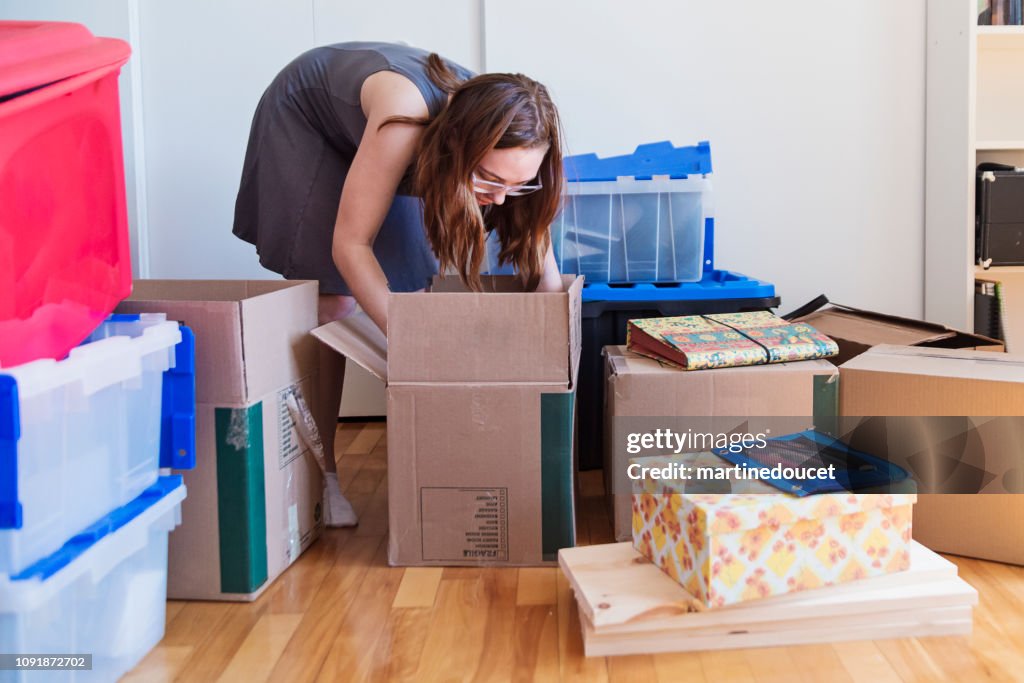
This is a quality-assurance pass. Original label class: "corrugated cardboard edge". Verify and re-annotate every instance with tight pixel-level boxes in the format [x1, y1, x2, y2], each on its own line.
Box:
[311, 312, 387, 383]
[567, 275, 583, 388]
[840, 344, 1024, 383]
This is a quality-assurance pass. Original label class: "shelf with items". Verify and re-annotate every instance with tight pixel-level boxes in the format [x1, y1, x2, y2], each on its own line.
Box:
[925, 0, 1024, 331]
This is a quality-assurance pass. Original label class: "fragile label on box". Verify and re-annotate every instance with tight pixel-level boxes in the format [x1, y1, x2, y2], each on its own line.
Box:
[420, 487, 509, 562]
[275, 381, 313, 469]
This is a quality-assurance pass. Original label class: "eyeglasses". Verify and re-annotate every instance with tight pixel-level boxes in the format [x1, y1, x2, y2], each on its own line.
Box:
[471, 172, 543, 197]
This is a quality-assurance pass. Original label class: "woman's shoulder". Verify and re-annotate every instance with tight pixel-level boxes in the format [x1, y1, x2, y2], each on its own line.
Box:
[360, 70, 430, 120]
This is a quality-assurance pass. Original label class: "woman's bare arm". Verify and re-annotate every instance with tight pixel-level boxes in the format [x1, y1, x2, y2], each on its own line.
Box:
[536, 238, 564, 292]
[331, 71, 428, 335]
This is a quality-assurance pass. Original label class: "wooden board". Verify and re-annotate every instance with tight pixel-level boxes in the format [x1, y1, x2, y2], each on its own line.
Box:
[559, 541, 962, 629]
[581, 606, 974, 657]
[593, 577, 976, 637]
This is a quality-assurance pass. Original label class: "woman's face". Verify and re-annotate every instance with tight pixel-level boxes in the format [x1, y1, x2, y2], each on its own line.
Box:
[472, 146, 547, 207]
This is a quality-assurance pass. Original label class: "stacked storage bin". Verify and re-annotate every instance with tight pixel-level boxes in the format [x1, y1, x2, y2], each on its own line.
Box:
[0, 21, 198, 681]
[486, 141, 781, 469]
[565, 141, 780, 469]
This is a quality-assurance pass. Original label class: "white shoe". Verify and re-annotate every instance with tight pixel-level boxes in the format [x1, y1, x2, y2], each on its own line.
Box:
[323, 472, 358, 528]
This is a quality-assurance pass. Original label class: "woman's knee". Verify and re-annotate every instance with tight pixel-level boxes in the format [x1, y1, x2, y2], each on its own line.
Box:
[318, 294, 357, 324]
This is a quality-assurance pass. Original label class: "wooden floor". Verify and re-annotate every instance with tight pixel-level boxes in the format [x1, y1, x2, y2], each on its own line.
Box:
[126, 422, 1024, 683]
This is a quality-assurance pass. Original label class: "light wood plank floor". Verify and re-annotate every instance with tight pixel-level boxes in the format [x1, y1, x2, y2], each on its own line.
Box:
[126, 422, 1024, 682]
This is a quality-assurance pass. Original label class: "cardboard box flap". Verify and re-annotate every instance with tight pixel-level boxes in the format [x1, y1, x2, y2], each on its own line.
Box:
[798, 304, 1001, 348]
[312, 313, 387, 383]
[129, 279, 303, 302]
[567, 275, 583, 389]
[388, 274, 582, 384]
[799, 307, 951, 346]
[239, 282, 319, 400]
[841, 344, 1024, 383]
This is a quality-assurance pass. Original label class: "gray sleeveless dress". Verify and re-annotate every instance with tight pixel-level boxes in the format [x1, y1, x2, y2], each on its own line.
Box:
[232, 42, 474, 295]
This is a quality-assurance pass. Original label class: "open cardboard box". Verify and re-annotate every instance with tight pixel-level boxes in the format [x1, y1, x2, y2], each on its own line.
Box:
[314, 275, 583, 566]
[118, 280, 323, 600]
[790, 298, 1003, 366]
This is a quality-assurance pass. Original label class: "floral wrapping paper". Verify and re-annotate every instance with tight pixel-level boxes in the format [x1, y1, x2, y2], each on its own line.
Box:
[631, 484, 916, 608]
[627, 311, 839, 371]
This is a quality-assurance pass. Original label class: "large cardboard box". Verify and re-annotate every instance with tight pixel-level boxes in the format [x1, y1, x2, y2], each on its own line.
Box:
[315, 275, 582, 566]
[793, 301, 1002, 366]
[603, 346, 839, 541]
[840, 344, 1024, 565]
[118, 280, 324, 600]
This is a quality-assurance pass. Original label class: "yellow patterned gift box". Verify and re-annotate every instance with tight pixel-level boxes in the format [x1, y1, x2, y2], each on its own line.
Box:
[630, 455, 916, 608]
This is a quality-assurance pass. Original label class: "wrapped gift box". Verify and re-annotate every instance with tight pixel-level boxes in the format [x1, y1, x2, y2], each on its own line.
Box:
[631, 463, 916, 608]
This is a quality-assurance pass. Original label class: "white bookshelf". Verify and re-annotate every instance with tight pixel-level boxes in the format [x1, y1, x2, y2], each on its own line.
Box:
[925, 1, 1024, 330]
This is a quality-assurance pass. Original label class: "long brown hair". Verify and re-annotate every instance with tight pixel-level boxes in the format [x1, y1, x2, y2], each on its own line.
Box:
[382, 54, 564, 291]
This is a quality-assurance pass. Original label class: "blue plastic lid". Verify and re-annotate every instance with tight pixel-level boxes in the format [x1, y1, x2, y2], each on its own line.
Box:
[161, 324, 196, 470]
[712, 430, 911, 497]
[0, 375, 21, 529]
[581, 270, 776, 303]
[11, 475, 183, 582]
[564, 140, 712, 182]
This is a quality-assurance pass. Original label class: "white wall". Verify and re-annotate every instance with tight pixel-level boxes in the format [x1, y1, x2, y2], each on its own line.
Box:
[486, 0, 927, 316]
[3, 1, 931, 413]
[135, 0, 482, 280]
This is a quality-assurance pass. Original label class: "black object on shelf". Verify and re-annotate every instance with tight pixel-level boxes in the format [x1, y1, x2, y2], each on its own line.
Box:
[576, 294, 781, 471]
[974, 280, 1005, 341]
[976, 162, 1024, 267]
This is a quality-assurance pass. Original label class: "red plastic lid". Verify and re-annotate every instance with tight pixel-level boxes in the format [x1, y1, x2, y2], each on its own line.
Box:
[0, 21, 130, 98]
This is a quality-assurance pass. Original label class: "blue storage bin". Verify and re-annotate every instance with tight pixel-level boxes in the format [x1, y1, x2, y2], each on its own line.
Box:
[0, 476, 185, 683]
[0, 314, 195, 576]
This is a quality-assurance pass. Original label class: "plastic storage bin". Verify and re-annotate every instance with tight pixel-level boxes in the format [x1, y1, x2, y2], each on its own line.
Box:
[0, 21, 133, 367]
[576, 271, 780, 470]
[0, 314, 195, 576]
[485, 141, 713, 285]
[0, 476, 185, 683]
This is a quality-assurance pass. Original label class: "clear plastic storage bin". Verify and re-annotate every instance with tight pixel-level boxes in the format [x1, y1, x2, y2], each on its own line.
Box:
[0, 477, 185, 683]
[555, 176, 710, 283]
[0, 314, 191, 576]
[485, 141, 713, 284]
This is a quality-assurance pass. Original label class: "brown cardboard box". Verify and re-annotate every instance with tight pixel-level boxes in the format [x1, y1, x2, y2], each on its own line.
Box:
[794, 302, 1003, 366]
[118, 280, 324, 600]
[314, 275, 582, 566]
[603, 346, 839, 541]
[840, 344, 1024, 565]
